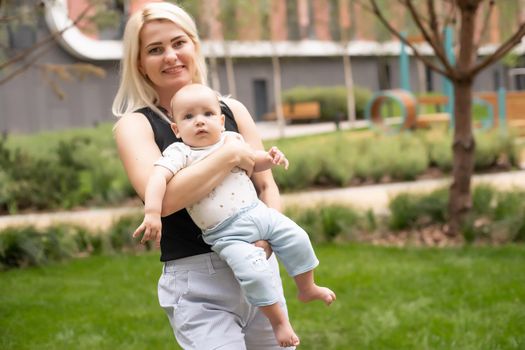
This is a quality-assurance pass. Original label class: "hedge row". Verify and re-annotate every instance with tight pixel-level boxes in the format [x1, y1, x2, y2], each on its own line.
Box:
[272, 129, 519, 191]
[1, 120, 520, 213]
[2, 185, 523, 270]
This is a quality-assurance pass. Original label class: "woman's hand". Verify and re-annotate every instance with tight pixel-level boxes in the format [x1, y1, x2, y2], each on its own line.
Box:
[253, 240, 273, 259]
[224, 133, 255, 176]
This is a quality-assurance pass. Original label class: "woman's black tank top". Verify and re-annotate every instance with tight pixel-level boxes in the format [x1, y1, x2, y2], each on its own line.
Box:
[136, 101, 239, 261]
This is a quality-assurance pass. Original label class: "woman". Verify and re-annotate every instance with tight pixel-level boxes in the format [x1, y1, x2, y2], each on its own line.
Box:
[112, 2, 294, 349]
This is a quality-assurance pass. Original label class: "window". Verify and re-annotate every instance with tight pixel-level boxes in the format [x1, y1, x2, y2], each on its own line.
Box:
[425, 65, 434, 92]
[377, 58, 392, 90]
[253, 79, 269, 121]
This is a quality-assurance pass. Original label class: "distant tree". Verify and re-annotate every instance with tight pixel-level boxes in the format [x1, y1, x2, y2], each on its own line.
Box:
[0, 0, 117, 98]
[364, 0, 525, 234]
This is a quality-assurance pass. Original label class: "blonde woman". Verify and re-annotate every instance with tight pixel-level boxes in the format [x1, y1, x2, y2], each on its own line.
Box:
[112, 2, 294, 349]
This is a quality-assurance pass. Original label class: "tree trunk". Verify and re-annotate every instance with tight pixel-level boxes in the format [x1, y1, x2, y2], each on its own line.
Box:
[448, 0, 480, 235]
[448, 79, 475, 234]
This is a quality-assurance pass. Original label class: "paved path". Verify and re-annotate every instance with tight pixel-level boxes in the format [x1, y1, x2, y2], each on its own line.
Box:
[257, 120, 369, 140]
[1, 170, 524, 232]
[282, 170, 525, 212]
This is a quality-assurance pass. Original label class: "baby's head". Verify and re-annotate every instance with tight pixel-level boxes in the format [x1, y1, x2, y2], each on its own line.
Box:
[170, 84, 225, 148]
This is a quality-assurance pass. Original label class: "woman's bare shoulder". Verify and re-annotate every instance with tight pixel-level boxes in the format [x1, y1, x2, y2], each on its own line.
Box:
[221, 96, 248, 114]
[113, 112, 152, 137]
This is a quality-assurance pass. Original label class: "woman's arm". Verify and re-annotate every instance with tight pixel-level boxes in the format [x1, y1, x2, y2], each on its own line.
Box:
[114, 113, 255, 216]
[222, 97, 283, 211]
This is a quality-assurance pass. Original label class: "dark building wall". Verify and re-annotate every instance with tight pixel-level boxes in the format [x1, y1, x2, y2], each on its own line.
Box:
[0, 40, 120, 134]
[0, 40, 509, 133]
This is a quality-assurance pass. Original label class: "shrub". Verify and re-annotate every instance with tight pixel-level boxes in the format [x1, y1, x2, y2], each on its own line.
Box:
[318, 205, 361, 241]
[471, 184, 496, 216]
[286, 205, 361, 242]
[0, 137, 88, 212]
[109, 214, 145, 251]
[474, 131, 512, 170]
[415, 188, 449, 224]
[388, 188, 448, 230]
[508, 211, 525, 242]
[423, 130, 516, 172]
[2, 122, 519, 213]
[0, 225, 92, 269]
[272, 145, 323, 191]
[313, 136, 356, 186]
[0, 130, 133, 213]
[0, 215, 148, 269]
[493, 191, 524, 221]
[425, 132, 453, 171]
[388, 194, 420, 230]
[461, 214, 491, 243]
[0, 227, 46, 269]
[352, 135, 428, 181]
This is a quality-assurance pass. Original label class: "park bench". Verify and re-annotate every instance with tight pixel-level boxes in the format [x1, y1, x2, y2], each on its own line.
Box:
[416, 95, 448, 111]
[263, 101, 321, 122]
[415, 113, 450, 128]
[416, 95, 450, 128]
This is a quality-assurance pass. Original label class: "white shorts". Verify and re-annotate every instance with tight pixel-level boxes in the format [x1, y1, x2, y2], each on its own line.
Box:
[158, 252, 295, 350]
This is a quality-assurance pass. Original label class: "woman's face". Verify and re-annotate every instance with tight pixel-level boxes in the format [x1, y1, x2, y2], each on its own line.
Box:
[138, 20, 196, 93]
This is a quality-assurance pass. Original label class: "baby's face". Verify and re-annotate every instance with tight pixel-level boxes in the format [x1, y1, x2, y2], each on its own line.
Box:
[171, 85, 224, 148]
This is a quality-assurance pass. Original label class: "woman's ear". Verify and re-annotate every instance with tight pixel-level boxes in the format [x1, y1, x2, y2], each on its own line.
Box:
[220, 114, 225, 131]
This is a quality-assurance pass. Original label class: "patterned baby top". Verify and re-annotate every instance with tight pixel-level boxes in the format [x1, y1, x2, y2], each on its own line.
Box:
[154, 131, 258, 230]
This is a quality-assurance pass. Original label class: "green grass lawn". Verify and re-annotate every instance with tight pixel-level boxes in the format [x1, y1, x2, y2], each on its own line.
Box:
[1, 244, 524, 350]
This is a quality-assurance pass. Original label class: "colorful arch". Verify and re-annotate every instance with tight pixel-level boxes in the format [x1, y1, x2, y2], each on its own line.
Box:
[364, 89, 418, 130]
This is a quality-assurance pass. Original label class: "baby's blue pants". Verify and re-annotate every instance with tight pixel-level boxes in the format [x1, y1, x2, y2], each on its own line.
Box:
[203, 200, 319, 306]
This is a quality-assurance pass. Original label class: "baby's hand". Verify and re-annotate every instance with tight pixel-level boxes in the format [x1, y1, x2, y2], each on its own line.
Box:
[268, 146, 289, 170]
[133, 213, 162, 248]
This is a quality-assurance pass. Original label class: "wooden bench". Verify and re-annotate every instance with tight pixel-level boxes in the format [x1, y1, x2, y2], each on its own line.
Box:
[263, 101, 321, 122]
[476, 91, 525, 133]
[417, 95, 448, 112]
[415, 113, 450, 128]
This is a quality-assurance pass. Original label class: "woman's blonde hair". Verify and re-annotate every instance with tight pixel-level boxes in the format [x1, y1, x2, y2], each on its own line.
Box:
[111, 2, 208, 121]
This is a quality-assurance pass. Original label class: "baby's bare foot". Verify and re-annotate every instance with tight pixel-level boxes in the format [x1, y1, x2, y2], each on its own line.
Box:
[272, 321, 300, 347]
[297, 285, 336, 305]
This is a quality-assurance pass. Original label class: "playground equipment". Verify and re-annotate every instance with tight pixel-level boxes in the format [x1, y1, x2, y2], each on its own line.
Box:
[364, 30, 455, 132]
[477, 89, 525, 134]
[364, 90, 417, 130]
[365, 91, 452, 131]
[363, 27, 524, 133]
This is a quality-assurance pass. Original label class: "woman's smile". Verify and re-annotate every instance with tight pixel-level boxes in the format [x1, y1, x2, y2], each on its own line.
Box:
[162, 65, 185, 74]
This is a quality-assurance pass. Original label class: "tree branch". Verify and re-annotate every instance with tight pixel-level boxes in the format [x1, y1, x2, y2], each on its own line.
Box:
[427, 0, 442, 43]
[472, 0, 495, 54]
[0, 44, 54, 85]
[0, 1, 45, 23]
[470, 22, 525, 76]
[0, 1, 94, 72]
[442, 0, 458, 28]
[403, 0, 455, 74]
[366, 0, 453, 78]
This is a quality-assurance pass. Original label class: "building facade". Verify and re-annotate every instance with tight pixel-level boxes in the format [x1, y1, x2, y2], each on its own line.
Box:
[0, 0, 523, 133]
